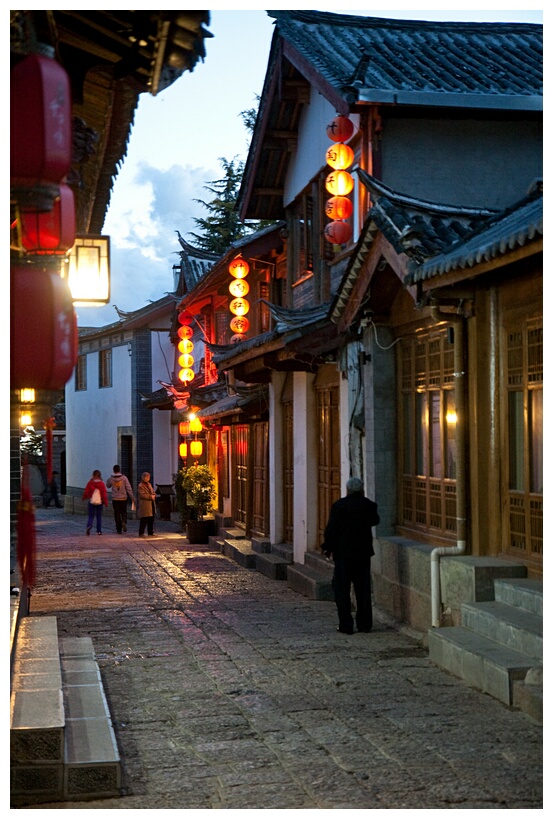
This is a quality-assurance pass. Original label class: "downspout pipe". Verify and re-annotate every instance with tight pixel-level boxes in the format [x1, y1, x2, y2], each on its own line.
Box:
[430, 300, 467, 627]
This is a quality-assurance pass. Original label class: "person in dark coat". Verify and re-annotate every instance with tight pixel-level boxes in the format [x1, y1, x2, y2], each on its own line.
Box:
[45, 471, 63, 508]
[322, 477, 380, 634]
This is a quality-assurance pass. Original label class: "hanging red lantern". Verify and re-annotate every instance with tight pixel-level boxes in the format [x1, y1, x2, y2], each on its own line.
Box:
[325, 143, 354, 170]
[229, 297, 250, 317]
[179, 421, 190, 436]
[230, 316, 250, 335]
[178, 367, 195, 384]
[325, 196, 353, 221]
[326, 114, 354, 143]
[179, 442, 188, 458]
[229, 278, 250, 298]
[325, 170, 354, 196]
[11, 267, 78, 390]
[324, 220, 353, 245]
[190, 440, 203, 458]
[229, 257, 249, 279]
[178, 310, 193, 325]
[11, 53, 72, 185]
[20, 183, 76, 254]
[177, 324, 193, 340]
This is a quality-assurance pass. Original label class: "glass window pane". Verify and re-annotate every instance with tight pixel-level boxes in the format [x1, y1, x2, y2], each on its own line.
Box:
[529, 389, 543, 493]
[403, 393, 412, 473]
[430, 391, 442, 477]
[416, 392, 427, 475]
[445, 391, 457, 479]
[508, 391, 524, 491]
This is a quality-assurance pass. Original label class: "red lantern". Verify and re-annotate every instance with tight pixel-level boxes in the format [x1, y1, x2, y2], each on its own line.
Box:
[325, 196, 353, 221]
[326, 114, 354, 143]
[230, 316, 250, 335]
[20, 183, 76, 254]
[11, 53, 72, 185]
[324, 221, 353, 245]
[177, 324, 193, 340]
[178, 310, 193, 325]
[229, 258, 249, 278]
[325, 143, 354, 170]
[11, 266, 78, 390]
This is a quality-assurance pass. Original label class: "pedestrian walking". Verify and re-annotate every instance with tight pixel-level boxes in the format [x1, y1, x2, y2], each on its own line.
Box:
[82, 469, 108, 535]
[137, 472, 156, 537]
[44, 471, 63, 508]
[322, 476, 380, 634]
[106, 465, 135, 534]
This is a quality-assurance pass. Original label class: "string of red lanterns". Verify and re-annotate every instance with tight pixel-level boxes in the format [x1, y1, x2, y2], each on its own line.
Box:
[228, 256, 250, 342]
[177, 310, 195, 385]
[324, 113, 355, 246]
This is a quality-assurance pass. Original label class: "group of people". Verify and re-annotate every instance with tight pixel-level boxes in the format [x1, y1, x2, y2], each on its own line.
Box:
[82, 466, 157, 537]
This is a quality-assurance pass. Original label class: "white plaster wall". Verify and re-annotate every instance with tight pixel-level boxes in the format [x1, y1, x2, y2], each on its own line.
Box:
[284, 88, 361, 207]
[292, 372, 318, 563]
[65, 344, 132, 489]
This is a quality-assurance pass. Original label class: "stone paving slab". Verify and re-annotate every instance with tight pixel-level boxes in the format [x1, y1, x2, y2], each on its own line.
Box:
[12, 508, 544, 810]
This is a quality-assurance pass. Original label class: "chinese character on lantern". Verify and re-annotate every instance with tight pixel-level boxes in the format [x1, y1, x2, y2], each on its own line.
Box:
[228, 257, 250, 338]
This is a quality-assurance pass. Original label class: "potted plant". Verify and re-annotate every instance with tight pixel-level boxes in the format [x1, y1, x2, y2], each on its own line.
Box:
[175, 463, 216, 543]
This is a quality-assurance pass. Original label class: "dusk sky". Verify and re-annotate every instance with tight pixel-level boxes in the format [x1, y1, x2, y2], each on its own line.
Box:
[75, 4, 544, 328]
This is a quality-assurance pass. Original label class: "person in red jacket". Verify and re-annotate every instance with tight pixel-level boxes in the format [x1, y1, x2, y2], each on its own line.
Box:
[322, 476, 380, 634]
[82, 469, 108, 535]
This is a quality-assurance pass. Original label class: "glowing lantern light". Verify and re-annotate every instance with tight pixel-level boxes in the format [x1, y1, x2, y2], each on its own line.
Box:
[178, 338, 194, 355]
[178, 353, 194, 369]
[325, 170, 354, 196]
[325, 196, 353, 221]
[179, 442, 188, 458]
[324, 220, 353, 245]
[20, 389, 36, 404]
[65, 235, 110, 306]
[230, 316, 250, 335]
[326, 113, 354, 143]
[179, 421, 190, 435]
[190, 440, 203, 458]
[178, 367, 195, 383]
[177, 324, 193, 340]
[229, 278, 250, 298]
[178, 310, 193, 325]
[229, 297, 250, 317]
[325, 142, 354, 170]
[20, 183, 76, 254]
[229, 257, 249, 279]
[189, 417, 203, 433]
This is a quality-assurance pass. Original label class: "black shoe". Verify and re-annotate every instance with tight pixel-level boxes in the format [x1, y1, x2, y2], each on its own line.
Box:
[357, 628, 372, 633]
[122, 523, 127, 532]
[86, 527, 91, 536]
[337, 627, 354, 635]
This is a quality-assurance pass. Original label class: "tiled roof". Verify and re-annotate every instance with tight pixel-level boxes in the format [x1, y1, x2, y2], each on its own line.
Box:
[268, 10, 542, 108]
[406, 184, 543, 283]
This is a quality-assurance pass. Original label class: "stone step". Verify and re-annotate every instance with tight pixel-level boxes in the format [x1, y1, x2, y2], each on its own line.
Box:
[287, 563, 334, 601]
[60, 637, 121, 800]
[222, 538, 257, 569]
[461, 600, 542, 660]
[494, 577, 543, 617]
[255, 552, 290, 581]
[428, 626, 542, 707]
[251, 536, 271, 554]
[271, 542, 293, 561]
[220, 527, 247, 540]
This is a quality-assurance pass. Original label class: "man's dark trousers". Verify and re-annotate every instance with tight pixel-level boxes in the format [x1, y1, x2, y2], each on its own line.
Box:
[113, 499, 128, 533]
[332, 556, 373, 633]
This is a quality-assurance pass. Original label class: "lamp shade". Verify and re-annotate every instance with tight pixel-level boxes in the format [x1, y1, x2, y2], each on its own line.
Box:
[20, 183, 76, 253]
[178, 310, 193, 325]
[11, 53, 72, 184]
[179, 442, 188, 457]
[178, 367, 195, 383]
[178, 339, 194, 355]
[177, 324, 193, 340]
[179, 421, 190, 435]
[11, 266, 78, 389]
[65, 235, 110, 305]
[190, 440, 203, 457]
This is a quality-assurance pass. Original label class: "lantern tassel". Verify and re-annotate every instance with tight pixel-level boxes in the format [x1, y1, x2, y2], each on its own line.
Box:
[18, 458, 37, 589]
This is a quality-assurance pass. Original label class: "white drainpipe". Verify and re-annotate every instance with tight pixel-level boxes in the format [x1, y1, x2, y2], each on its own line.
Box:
[430, 301, 467, 627]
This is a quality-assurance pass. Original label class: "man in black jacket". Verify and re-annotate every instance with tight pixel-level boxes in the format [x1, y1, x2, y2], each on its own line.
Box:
[322, 477, 380, 634]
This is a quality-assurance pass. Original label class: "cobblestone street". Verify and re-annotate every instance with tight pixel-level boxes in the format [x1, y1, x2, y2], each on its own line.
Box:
[16, 508, 543, 810]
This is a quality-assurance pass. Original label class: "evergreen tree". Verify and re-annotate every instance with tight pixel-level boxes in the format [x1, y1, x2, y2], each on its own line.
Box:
[187, 157, 250, 255]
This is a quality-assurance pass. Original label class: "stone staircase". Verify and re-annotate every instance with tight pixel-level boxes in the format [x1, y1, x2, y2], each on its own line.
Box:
[10, 615, 121, 806]
[211, 527, 293, 580]
[428, 577, 542, 721]
[287, 551, 334, 600]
